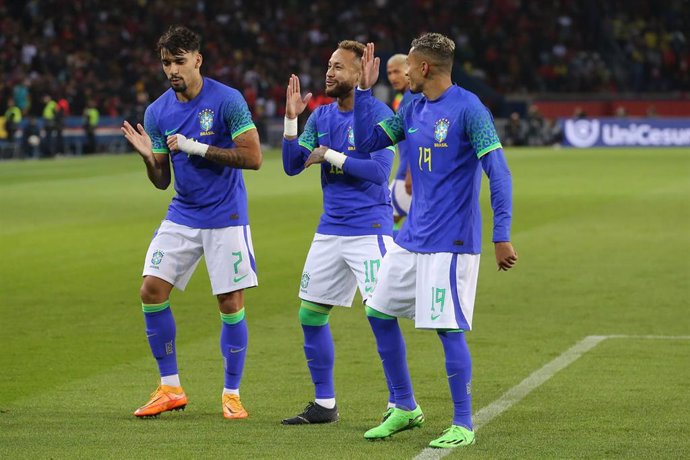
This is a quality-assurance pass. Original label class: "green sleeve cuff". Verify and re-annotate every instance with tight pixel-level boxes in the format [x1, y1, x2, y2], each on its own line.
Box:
[298, 140, 315, 152]
[476, 142, 502, 158]
[378, 121, 398, 144]
[232, 124, 256, 139]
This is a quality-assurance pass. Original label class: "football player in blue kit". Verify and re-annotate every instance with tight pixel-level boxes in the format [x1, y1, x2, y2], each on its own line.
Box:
[353, 34, 518, 448]
[281, 40, 399, 425]
[121, 25, 262, 420]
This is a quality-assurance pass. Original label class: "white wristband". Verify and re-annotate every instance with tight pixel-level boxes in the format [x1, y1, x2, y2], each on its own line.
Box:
[176, 134, 209, 157]
[284, 117, 298, 136]
[324, 149, 347, 169]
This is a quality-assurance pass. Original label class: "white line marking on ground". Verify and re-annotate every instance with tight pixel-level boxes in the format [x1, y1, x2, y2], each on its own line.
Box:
[412, 334, 690, 460]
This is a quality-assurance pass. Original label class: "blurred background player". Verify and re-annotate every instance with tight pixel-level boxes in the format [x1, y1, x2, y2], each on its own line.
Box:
[354, 35, 517, 448]
[82, 100, 99, 154]
[120, 25, 262, 420]
[385, 54, 422, 239]
[281, 40, 397, 425]
[3, 97, 22, 144]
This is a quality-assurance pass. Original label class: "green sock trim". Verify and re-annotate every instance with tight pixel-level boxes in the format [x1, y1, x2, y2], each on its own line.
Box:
[439, 328, 465, 333]
[299, 301, 332, 326]
[142, 300, 170, 313]
[220, 308, 245, 325]
[365, 306, 395, 320]
[300, 300, 332, 315]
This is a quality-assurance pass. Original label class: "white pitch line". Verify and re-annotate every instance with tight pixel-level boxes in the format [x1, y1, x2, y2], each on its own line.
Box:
[412, 334, 690, 460]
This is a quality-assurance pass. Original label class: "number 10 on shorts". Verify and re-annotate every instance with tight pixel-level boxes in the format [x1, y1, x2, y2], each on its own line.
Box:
[363, 259, 380, 283]
[431, 287, 446, 321]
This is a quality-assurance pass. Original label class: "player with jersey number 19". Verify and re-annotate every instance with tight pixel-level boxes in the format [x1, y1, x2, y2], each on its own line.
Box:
[353, 35, 517, 448]
[121, 25, 262, 420]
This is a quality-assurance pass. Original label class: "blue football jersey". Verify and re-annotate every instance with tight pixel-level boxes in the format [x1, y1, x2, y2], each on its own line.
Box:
[144, 77, 256, 228]
[355, 85, 505, 254]
[296, 101, 395, 236]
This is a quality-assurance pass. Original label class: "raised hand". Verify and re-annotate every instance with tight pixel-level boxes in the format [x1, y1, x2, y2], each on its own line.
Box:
[285, 74, 312, 119]
[121, 121, 153, 159]
[360, 42, 381, 90]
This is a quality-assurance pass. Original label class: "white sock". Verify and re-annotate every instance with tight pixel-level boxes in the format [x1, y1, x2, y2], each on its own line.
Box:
[315, 398, 336, 409]
[161, 374, 181, 387]
[387, 402, 396, 409]
[223, 388, 240, 396]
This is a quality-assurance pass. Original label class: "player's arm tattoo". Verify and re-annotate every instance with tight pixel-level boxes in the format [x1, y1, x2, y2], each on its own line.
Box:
[203, 128, 263, 170]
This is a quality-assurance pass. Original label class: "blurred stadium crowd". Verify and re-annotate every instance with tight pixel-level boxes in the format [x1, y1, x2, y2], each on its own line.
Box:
[0, 0, 688, 154]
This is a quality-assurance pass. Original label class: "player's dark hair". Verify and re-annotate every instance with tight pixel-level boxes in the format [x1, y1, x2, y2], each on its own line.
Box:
[410, 33, 455, 72]
[157, 25, 201, 56]
[337, 40, 366, 60]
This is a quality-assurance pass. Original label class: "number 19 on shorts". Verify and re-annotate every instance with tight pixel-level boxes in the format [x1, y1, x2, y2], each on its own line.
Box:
[430, 286, 446, 321]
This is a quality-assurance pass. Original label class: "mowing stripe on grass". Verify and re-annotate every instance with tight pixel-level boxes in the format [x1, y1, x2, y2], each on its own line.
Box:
[413, 334, 690, 460]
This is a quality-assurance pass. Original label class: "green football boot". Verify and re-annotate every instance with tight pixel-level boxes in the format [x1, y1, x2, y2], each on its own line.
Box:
[381, 407, 394, 423]
[428, 425, 475, 448]
[364, 405, 424, 440]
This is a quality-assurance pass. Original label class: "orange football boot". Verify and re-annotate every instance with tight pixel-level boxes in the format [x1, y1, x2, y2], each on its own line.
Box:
[222, 393, 248, 419]
[134, 385, 188, 418]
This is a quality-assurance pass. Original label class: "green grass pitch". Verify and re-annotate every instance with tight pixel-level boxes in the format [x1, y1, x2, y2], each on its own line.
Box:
[1, 147, 688, 459]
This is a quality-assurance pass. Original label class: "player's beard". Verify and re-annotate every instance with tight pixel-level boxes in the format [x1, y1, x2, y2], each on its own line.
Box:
[170, 78, 187, 93]
[325, 81, 354, 98]
[408, 80, 423, 94]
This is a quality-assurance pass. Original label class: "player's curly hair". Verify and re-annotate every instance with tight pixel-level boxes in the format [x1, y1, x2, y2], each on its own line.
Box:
[410, 33, 455, 71]
[337, 40, 366, 59]
[157, 25, 201, 55]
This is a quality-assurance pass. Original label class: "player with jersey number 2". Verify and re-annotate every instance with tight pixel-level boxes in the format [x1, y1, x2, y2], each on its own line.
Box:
[353, 34, 517, 448]
[121, 25, 262, 421]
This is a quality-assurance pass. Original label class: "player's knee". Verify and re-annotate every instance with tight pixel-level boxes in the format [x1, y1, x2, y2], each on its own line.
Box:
[139, 283, 169, 305]
[365, 305, 395, 320]
[299, 301, 332, 326]
[218, 292, 243, 313]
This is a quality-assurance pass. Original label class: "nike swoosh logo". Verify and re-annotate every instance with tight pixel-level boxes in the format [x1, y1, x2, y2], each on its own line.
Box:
[229, 347, 246, 354]
[317, 132, 329, 138]
[447, 373, 458, 379]
[407, 127, 419, 133]
[146, 333, 157, 338]
[306, 358, 314, 363]
[164, 128, 179, 136]
[431, 314, 440, 320]
[233, 274, 248, 283]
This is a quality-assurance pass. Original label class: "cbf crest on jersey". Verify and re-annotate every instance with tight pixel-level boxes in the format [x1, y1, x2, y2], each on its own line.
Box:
[434, 118, 450, 147]
[347, 126, 355, 150]
[199, 109, 215, 136]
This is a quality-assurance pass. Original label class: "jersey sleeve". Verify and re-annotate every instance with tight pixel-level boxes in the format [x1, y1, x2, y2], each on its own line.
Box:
[298, 110, 318, 152]
[222, 91, 257, 139]
[464, 102, 502, 158]
[144, 106, 169, 154]
[354, 88, 401, 152]
[480, 148, 512, 242]
[377, 110, 406, 145]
